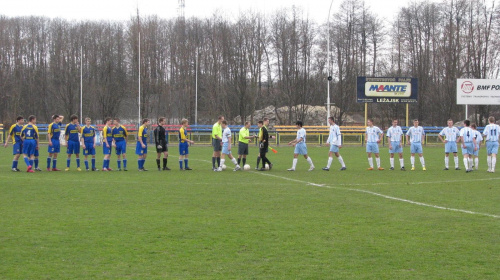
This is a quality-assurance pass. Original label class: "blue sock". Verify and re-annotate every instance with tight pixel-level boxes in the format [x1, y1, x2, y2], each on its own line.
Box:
[67, 158, 71, 167]
[30, 160, 34, 167]
[12, 160, 17, 169]
[85, 160, 89, 170]
[117, 160, 121, 169]
[24, 157, 30, 167]
[138, 159, 142, 169]
[123, 159, 127, 168]
[34, 159, 39, 168]
[14, 160, 18, 169]
[76, 158, 80, 168]
[53, 159, 57, 169]
[103, 159, 107, 169]
[184, 159, 189, 168]
[47, 158, 51, 169]
[92, 159, 95, 169]
[142, 159, 145, 169]
[105, 159, 109, 169]
[179, 160, 183, 169]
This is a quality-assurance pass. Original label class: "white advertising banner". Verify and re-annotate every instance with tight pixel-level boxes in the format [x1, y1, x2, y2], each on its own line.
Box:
[457, 79, 500, 105]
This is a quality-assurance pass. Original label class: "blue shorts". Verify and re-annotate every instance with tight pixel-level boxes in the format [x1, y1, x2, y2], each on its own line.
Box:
[389, 141, 402, 154]
[486, 141, 499, 155]
[115, 141, 127, 155]
[445, 141, 458, 154]
[462, 142, 474, 155]
[83, 142, 96, 156]
[67, 140, 80, 154]
[222, 142, 232, 155]
[103, 143, 112, 155]
[48, 139, 60, 153]
[179, 142, 189, 155]
[410, 142, 423, 154]
[294, 143, 308, 155]
[329, 144, 339, 153]
[366, 142, 379, 153]
[22, 140, 36, 157]
[13, 142, 22, 155]
[135, 142, 147, 155]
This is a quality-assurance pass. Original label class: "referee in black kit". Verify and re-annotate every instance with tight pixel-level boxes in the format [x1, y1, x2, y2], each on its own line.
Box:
[154, 117, 170, 171]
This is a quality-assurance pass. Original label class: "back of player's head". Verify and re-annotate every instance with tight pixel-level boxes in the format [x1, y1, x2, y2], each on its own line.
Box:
[28, 115, 36, 122]
[104, 117, 112, 124]
[328, 117, 335, 122]
[471, 123, 477, 129]
[70, 114, 78, 121]
[221, 120, 228, 125]
[16, 116, 24, 121]
[181, 119, 188, 125]
[464, 120, 470, 126]
[142, 118, 149, 124]
[258, 120, 264, 125]
[489, 116, 495, 123]
[52, 114, 59, 120]
[296, 120, 303, 127]
[158, 117, 166, 124]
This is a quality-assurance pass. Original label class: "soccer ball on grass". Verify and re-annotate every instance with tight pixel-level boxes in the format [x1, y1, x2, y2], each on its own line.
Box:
[243, 164, 250, 171]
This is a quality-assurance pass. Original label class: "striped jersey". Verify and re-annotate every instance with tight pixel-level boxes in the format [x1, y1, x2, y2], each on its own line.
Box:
[460, 127, 475, 143]
[327, 124, 341, 146]
[387, 126, 403, 142]
[483, 124, 500, 142]
[366, 126, 383, 142]
[439, 126, 460, 142]
[473, 130, 483, 143]
[407, 126, 425, 143]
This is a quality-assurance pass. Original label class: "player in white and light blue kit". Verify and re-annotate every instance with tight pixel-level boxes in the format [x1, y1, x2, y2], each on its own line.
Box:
[483, 116, 500, 173]
[459, 120, 478, 173]
[470, 123, 483, 170]
[406, 119, 426, 171]
[386, 119, 405, 171]
[438, 119, 460, 170]
[322, 117, 346, 171]
[365, 119, 384, 170]
[220, 120, 241, 171]
[288, 121, 314, 171]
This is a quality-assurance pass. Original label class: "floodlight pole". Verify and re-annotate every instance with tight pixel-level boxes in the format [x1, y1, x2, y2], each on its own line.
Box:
[195, 50, 198, 125]
[138, 32, 141, 125]
[326, 0, 334, 123]
[80, 46, 83, 122]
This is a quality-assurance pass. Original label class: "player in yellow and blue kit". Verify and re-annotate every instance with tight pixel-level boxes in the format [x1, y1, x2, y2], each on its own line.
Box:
[112, 118, 128, 171]
[65, 115, 81, 171]
[81, 117, 98, 171]
[136, 118, 150, 171]
[20, 115, 39, 173]
[179, 119, 195, 170]
[47, 114, 63, 171]
[3, 116, 24, 172]
[101, 118, 113, 171]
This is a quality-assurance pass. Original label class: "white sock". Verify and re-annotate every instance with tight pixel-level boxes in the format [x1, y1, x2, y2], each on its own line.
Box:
[390, 158, 394, 168]
[221, 159, 225, 166]
[468, 158, 473, 168]
[463, 158, 469, 170]
[338, 156, 345, 167]
[474, 158, 479, 169]
[307, 157, 314, 167]
[327, 157, 333, 168]
[492, 157, 497, 171]
[292, 158, 298, 169]
[375, 157, 381, 168]
[487, 156, 492, 170]
[420, 157, 425, 167]
[368, 157, 373, 168]
[399, 158, 404, 168]
[454, 156, 459, 168]
[231, 158, 238, 166]
[410, 156, 415, 167]
[444, 156, 449, 168]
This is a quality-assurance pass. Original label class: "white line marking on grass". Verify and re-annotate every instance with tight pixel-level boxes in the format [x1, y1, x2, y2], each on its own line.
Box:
[252, 172, 500, 219]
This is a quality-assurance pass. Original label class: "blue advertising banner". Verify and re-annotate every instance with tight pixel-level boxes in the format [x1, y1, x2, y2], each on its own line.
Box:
[357, 77, 418, 103]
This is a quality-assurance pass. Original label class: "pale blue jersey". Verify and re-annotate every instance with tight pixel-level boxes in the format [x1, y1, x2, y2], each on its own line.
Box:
[366, 126, 383, 143]
[439, 127, 460, 142]
[460, 127, 475, 143]
[407, 126, 425, 143]
[327, 124, 341, 146]
[483, 124, 500, 142]
[387, 126, 403, 142]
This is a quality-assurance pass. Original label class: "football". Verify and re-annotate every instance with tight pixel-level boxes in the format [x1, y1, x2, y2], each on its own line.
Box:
[265, 163, 270, 170]
[243, 164, 250, 171]
[221, 164, 227, 171]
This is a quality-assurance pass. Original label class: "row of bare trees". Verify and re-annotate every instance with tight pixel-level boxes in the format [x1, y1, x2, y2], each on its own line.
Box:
[0, 0, 499, 126]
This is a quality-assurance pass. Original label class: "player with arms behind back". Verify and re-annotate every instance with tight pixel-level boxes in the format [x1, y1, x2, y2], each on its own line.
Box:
[386, 119, 405, 171]
[406, 119, 426, 171]
[4, 116, 24, 172]
[438, 119, 460, 170]
[81, 117, 98, 171]
[365, 119, 384, 170]
[322, 117, 346, 171]
[483, 116, 500, 173]
[136, 118, 150, 171]
[459, 120, 477, 172]
[179, 119, 194, 170]
[20, 115, 39, 173]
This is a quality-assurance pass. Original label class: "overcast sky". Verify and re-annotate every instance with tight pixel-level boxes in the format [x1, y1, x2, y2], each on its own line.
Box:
[3, 0, 410, 23]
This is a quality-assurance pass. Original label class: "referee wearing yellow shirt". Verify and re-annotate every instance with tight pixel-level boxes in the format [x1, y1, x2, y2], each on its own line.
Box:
[211, 115, 224, 171]
[237, 121, 253, 167]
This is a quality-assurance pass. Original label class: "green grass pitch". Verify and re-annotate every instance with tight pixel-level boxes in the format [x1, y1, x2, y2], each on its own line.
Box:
[1, 144, 499, 279]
